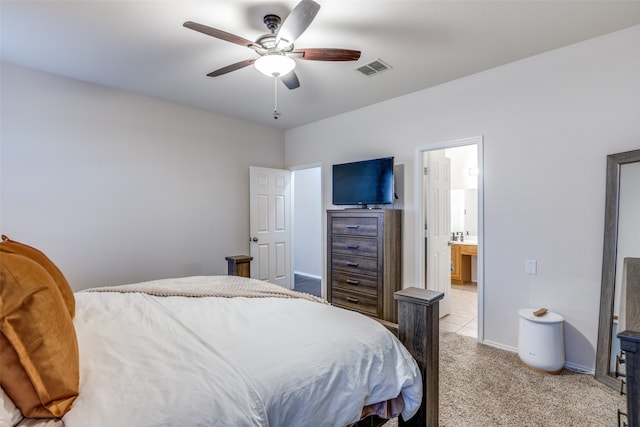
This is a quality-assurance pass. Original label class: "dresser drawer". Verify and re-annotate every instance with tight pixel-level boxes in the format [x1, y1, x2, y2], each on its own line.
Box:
[332, 271, 378, 296]
[331, 217, 378, 237]
[331, 236, 378, 257]
[331, 289, 378, 317]
[332, 253, 378, 276]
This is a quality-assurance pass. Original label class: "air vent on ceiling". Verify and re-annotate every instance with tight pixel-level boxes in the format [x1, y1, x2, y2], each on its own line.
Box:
[356, 59, 392, 76]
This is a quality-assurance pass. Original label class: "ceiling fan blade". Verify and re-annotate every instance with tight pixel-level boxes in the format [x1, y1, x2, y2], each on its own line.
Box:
[275, 0, 321, 48]
[280, 71, 301, 90]
[207, 58, 256, 77]
[184, 21, 255, 49]
[292, 48, 361, 61]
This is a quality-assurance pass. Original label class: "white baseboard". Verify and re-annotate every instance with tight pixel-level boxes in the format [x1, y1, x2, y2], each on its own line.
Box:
[481, 339, 518, 353]
[293, 272, 322, 280]
[480, 339, 594, 374]
[564, 362, 594, 374]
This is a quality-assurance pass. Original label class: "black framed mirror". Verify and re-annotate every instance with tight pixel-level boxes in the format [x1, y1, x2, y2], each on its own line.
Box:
[595, 148, 640, 389]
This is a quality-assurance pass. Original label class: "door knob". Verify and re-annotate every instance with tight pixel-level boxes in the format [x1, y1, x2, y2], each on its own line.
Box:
[251, 237, 259, 242]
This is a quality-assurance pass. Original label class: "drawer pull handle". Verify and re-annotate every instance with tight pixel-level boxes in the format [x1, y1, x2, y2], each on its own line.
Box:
[347, 225, 360, 229]
[346, 297, 359, 304]
[346, 279, 359, 285]
[347, 245, 360, 250]
[346, 262, 359, 268]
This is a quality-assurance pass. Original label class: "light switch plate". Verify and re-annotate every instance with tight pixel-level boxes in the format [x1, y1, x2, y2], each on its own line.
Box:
[525, 260, 537, 275]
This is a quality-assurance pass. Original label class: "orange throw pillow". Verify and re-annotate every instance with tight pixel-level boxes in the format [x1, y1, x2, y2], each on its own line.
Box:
[0, 251, 79, 418]
[0, 235, 74, 318]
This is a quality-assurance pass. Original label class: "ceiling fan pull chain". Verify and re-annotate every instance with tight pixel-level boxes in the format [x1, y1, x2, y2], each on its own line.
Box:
[273, 76, 280, 120]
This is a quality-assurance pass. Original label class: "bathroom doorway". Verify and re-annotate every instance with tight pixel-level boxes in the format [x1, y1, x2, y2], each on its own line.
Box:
[445, 144, 479, 337]
[416, 136, 484, 341]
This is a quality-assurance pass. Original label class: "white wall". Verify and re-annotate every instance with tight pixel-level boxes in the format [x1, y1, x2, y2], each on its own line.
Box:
[285, 25, 640, 371]
[447, 145, 478, 191]
[292, 167, 322, 278]
[0, 62, 285, 290]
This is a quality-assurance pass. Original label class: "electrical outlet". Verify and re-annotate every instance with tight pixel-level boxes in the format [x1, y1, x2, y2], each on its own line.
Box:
[525, 260, 537, 275]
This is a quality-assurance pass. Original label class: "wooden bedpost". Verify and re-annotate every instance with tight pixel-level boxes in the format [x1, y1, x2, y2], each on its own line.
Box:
[225, 255, 253, 278]
[395, 287, 444, 427]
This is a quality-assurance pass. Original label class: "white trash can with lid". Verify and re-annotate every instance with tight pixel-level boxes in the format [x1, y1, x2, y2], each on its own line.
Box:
[517, 308, 565, 373]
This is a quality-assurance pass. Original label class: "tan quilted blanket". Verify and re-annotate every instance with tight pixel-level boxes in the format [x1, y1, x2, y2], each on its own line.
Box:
[82, 275, 326, 304]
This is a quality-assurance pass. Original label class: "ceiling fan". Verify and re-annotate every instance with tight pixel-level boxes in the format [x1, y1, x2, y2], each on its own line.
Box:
[183, 0, 361, 90]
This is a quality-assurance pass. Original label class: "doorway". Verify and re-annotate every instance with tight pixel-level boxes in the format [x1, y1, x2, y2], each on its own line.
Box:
[416, 136, 484, 341]
[291, 165, 322, 297]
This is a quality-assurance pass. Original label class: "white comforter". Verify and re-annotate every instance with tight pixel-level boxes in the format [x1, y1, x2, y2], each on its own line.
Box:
[63, 276, 422, 427]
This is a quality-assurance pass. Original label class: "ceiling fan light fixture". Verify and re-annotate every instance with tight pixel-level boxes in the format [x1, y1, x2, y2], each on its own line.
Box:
[254, 54, 296, 77]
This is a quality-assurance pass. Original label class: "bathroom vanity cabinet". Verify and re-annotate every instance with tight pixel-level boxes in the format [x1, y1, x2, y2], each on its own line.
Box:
[451, 243, 477, 285]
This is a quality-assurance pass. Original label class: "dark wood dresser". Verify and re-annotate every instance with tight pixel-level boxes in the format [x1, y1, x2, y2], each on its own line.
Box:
[619, 331, 640, 427]
[326, 209, 402, 323]
[618, 257, 640, 427]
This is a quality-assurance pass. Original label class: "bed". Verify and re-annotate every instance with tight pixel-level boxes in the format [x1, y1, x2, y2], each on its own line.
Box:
[1, 236, 438, 426]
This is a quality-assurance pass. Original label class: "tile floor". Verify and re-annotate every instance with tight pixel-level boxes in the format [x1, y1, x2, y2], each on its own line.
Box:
[439, 283, 478, 338]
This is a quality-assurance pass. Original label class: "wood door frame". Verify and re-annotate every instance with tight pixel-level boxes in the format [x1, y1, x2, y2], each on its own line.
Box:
[414, 136, 485, 342]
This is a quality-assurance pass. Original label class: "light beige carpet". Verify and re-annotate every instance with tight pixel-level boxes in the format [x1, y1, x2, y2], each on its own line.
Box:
[384, 331, 626, 426]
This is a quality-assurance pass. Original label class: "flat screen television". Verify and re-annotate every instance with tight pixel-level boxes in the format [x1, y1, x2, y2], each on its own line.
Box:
[332, 157, 395, 207]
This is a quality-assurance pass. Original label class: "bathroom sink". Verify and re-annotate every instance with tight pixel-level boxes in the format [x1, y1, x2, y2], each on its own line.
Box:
[452, 239, 477, 245]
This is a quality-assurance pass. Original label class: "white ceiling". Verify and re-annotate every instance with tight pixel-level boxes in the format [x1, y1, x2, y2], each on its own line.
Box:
[2, 1, 640, 130]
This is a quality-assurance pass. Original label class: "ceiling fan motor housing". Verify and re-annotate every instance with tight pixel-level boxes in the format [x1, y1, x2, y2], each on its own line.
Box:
[256, 34, 278, 50]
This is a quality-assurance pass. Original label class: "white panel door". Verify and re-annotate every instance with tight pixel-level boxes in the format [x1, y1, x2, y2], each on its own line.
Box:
[249, 166, 292, 289]
[426, 151, 452, 317]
